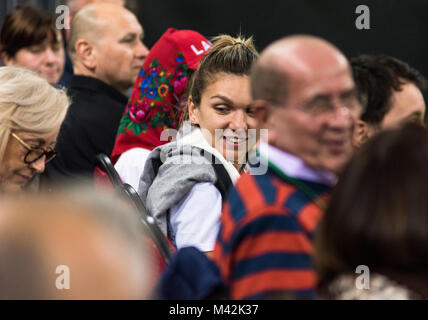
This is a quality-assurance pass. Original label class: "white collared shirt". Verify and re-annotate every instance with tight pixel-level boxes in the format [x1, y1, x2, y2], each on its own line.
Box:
[258, 141, 337, 186]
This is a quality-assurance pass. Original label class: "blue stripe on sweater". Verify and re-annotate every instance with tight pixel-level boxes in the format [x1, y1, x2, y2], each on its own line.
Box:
[231, 252, 312, 280]
[243, 288, 316, 300]
[220, 214, 302, 255]
[254, 173, 277, 204]
[227, 186, 247, 223]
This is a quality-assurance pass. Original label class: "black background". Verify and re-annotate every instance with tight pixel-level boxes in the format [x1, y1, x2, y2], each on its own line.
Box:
[139, 0, 428, 79]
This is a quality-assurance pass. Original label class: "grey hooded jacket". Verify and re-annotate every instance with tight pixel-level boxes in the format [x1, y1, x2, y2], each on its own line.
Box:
[138, 124, 239, 237]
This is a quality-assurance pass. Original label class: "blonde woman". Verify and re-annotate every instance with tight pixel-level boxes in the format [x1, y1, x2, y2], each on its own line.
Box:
[0, 66, 70, 192]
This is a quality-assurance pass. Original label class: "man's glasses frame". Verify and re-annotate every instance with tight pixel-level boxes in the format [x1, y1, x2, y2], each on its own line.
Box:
[11, 133, 57, 164]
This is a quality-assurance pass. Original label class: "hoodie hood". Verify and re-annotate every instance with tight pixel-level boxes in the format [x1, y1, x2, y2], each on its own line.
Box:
[138, 123, 239, 235]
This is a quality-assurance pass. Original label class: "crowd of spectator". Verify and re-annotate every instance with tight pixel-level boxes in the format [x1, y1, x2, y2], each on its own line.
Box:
[0, 1, 427, 300]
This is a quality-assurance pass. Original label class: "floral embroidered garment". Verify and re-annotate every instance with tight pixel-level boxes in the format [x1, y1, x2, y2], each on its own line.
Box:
[110, 28, 211, 163]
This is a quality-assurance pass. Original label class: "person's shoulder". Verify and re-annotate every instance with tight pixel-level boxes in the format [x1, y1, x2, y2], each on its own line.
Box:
[225, 172, 289, 223]
[117, 147, 152, 164]
[69, 75, 125, 106]
[158, 144, 215, 172]
[145, 144, 218, 196]
[64, 85, 95, 117]
[172, 182, 221, 217]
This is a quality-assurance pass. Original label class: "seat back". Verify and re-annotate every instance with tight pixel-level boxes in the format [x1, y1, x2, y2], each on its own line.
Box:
[95, 153, 174, 265]
[122, 183, 174, 264]
[95, 153, 123, 191]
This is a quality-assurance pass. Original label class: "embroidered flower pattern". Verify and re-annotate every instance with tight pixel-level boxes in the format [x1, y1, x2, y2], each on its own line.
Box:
[117, 52, 189, 136]
[158, 84, 169, 97]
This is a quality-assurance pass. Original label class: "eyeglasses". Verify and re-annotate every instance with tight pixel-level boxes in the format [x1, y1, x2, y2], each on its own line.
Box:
[11, 133, 57, 164]
[298, 91, 361, 116]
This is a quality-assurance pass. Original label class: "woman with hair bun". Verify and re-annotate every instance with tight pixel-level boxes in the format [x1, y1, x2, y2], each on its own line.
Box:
[139, 34, 259, 254]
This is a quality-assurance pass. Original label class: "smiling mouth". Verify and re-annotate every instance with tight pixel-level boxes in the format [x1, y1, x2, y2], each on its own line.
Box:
[223, 136, 248, 147]
[326, 139, 348, 153]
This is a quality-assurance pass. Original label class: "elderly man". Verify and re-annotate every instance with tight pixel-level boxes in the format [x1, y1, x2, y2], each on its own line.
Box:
[42, 3, 148, 185]
[213, 35, 361, 299]
[351, 54, 427, 148]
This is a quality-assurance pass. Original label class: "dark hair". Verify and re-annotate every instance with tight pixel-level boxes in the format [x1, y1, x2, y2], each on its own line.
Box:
[189, 34, 259, 106]
[0, 5, 60, 58]
[351, 54, 428, 126]
[316, 123, 428, 291]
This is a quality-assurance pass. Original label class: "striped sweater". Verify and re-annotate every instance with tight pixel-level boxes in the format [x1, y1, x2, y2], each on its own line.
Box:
[213, 165, 330, 299]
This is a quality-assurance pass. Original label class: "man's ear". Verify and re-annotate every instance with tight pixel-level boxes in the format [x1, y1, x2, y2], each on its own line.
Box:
[252, 99, 269, 127]
[187, 95, 199, 125]
[352, 119, 372, 148]
[74, 39, 96, 70]
[1, 52, 16, 66]
[253, 99, 277, 144]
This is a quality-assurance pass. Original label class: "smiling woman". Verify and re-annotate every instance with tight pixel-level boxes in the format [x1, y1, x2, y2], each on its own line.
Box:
[0, 66, 70, 193]
[0, 5, 66, 86]
[139, 35, 259, 253]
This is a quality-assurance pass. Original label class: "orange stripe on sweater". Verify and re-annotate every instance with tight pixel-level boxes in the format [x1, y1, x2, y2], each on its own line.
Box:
[233, 231, 314, 262]
[272, 178, 297, 205]
[239, 205, 291, 229]
[297, 201, 323, 234]
[232, 269, 316, 299]
[236, 174, 266, 212]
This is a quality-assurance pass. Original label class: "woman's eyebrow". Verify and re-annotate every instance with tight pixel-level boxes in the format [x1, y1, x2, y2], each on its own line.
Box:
[24, 138, 57, 149]
[210, 95, 251, 109]
[210, 95, 234, 104]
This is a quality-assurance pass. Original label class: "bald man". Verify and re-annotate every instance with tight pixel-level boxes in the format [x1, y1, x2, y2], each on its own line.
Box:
[213, 35, 361, 299]
[42, 3, 149, 186]
[59, 0, 126, 85]
[0, 187, 152, 299]
[66, 0, 125, 25]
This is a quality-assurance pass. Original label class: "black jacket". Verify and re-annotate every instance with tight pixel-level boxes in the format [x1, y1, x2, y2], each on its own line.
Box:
[41, 75, 127, 186]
